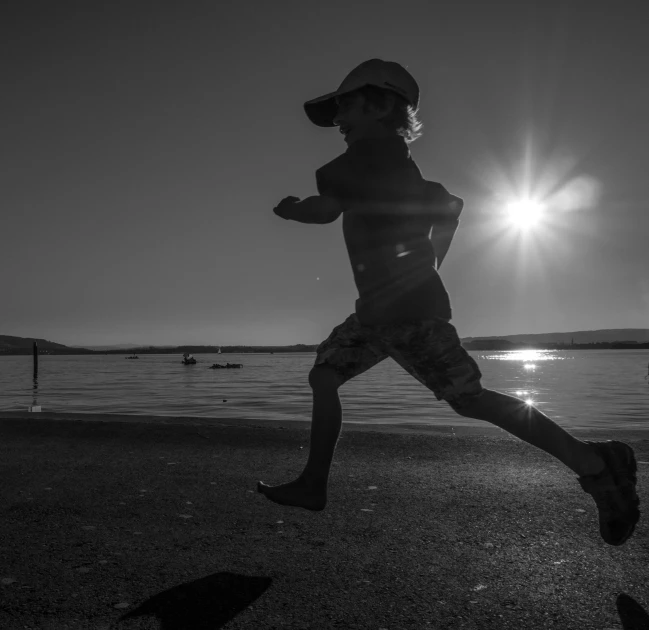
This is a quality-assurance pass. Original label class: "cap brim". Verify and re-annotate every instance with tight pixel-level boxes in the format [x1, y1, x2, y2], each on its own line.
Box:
[303, 90, 341, 127]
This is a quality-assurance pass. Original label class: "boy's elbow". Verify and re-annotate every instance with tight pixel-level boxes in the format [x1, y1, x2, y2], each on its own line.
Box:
[289, 195, 343, 224]
[313, 196, 343, 223]
[434, 217, 459, 234]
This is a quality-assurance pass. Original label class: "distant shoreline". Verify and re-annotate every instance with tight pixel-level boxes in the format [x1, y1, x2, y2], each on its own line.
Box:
[2, 342, 649, 356]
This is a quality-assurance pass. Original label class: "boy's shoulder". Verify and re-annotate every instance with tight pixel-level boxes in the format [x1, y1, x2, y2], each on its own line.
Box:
[315, 140, 464, 219]
[315, 138, 408, 199]
[315, 150, 359, 199]
[315, 151, 348, 180]
[316, 137, 406, 179]
[315, 144, 360, 179]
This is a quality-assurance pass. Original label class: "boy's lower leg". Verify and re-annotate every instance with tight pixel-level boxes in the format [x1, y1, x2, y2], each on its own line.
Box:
[455, 388, 606, 477]
[258, 384, 608, 508]
[257, 385, 342, 510]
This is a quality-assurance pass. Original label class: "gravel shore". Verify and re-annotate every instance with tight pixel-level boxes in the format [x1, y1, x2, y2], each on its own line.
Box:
[1, 412, 648, 629]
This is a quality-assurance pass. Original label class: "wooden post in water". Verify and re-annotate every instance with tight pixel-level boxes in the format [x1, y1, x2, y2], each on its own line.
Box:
[29, 341, 41, 412]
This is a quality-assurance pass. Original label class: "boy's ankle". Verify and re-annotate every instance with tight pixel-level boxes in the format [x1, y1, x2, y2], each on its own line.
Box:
[577, 447, 607, 477]
[300, 472, 328, 489]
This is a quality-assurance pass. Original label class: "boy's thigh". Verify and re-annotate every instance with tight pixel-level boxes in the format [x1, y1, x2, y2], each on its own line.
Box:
[313, 314, 388, 385]
[382, 318, 483, 407]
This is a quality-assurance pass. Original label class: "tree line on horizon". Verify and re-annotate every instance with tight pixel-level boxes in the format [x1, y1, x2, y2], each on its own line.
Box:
[1, 334, 648, 355]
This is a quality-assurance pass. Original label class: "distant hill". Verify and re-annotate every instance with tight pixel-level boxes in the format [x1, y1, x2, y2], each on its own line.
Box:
[0, 335, 318, 355]
[0, 335, 72, 352]
[69, 344, 176, 351]
[461, 329, 649, 345]
[3, 329, 649, 355]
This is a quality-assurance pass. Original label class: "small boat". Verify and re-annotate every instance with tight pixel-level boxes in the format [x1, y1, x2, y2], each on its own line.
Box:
[182, 353, 197, 365]
[126, 355, 139, 360]
[209, 363, 243, 369]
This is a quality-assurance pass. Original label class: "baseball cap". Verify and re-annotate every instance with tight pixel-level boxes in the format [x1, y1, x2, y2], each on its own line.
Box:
[304, 59, 419, 128]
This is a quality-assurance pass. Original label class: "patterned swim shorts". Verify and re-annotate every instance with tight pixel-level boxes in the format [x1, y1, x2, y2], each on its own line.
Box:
[314, 313, 483, 408]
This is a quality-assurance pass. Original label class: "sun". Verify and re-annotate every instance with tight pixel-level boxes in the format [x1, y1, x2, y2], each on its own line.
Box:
[506, 198, 544, 229]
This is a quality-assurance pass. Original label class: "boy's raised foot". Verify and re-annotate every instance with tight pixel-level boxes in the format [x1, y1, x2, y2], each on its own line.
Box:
[578, 440, 640, 546]
[257, 476, 327, 511]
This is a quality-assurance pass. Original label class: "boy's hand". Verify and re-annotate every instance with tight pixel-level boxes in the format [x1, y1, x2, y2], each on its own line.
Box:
[273, 196, 300, 220]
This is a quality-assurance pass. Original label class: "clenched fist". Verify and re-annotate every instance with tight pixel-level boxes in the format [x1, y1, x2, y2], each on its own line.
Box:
[273, 196, 300, 220]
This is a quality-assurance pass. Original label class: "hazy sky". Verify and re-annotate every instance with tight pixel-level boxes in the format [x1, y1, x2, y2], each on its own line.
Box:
[3, 0, 648, 346]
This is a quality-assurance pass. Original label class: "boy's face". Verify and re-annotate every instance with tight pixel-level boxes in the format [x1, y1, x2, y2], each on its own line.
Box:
[333, 90, 396, 146]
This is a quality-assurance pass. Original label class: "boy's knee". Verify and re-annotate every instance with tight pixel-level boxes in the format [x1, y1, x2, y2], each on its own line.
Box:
[309, 364, 344, 390]
[446, 391, 483, 416]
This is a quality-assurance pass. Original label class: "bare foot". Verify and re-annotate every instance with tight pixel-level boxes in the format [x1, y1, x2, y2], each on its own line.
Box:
[257, 477, 327, 511]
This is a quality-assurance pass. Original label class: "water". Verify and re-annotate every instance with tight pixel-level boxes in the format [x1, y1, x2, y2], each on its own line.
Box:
[0, 350, 647, 431]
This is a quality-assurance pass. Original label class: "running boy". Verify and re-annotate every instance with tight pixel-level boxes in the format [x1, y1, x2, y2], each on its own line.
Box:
[258, 59, 640, 546]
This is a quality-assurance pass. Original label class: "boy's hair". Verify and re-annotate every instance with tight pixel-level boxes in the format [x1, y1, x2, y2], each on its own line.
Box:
[357, 85, 424, 144]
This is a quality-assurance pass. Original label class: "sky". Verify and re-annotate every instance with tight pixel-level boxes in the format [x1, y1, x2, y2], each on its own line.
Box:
[2, 0, 648, 347]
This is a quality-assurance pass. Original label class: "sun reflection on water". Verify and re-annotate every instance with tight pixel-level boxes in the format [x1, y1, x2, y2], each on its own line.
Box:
[486, 350, 561, 362]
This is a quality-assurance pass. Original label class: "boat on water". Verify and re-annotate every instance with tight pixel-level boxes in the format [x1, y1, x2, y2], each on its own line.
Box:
[182, 353, 197, 365]
[125, 355, 139, 359]
[209, 363, 242, 369]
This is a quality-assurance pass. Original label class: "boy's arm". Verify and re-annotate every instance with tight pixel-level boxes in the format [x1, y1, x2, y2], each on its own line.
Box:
[431, 218, 460, 270]
[274, 195, 344, 224]
[429, 190, 463, 270]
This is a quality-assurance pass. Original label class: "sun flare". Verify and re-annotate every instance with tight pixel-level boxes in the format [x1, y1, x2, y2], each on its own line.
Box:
[505, 198, 544, 229]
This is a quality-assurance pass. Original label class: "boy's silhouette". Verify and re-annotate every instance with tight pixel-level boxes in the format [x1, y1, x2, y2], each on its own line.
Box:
[258, 59, 639, 546]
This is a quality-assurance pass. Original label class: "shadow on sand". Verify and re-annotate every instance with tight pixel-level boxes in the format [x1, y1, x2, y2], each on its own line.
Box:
[112, 573, 647, 628]
[118, 571, 272, 629]
[618, 593, 649, 630]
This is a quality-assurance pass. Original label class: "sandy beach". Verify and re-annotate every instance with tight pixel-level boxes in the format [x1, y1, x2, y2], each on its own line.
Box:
[1, 411, 648, 629]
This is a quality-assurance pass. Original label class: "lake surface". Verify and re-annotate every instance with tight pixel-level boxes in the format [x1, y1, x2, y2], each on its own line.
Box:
[0, 350, 648, 431]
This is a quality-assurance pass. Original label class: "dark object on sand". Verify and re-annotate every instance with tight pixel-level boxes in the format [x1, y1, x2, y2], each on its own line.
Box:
[119, 571, 272, 629]
[210, 363, 243, 369]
